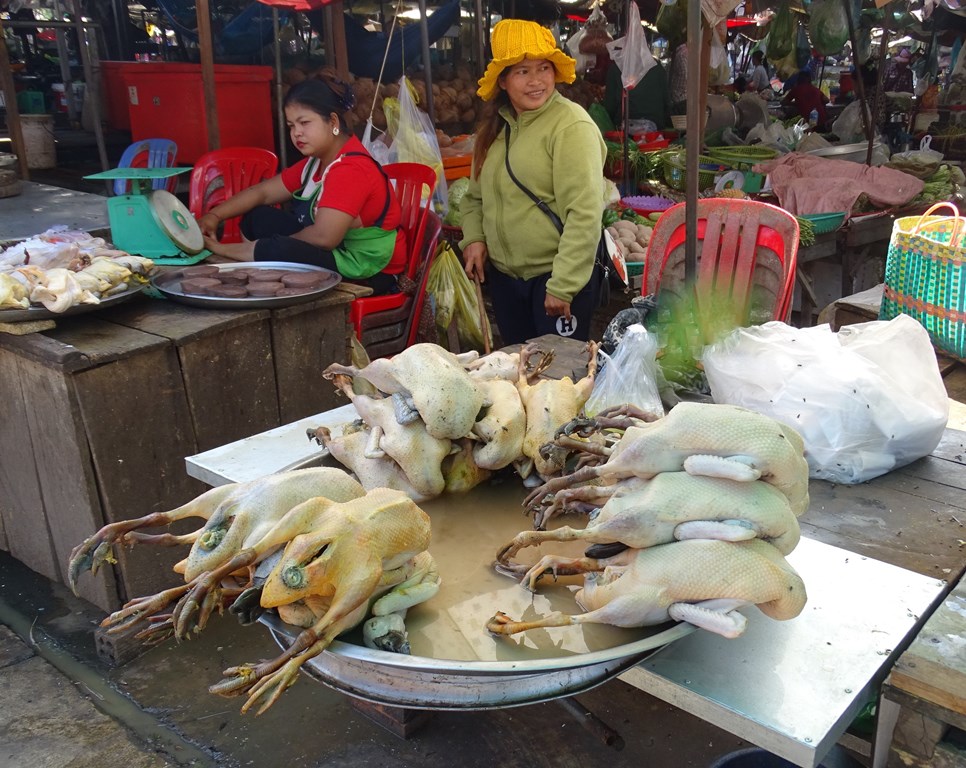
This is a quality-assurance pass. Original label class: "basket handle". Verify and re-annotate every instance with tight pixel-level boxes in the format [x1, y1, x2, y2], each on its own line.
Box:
[911, 202, 966, 246]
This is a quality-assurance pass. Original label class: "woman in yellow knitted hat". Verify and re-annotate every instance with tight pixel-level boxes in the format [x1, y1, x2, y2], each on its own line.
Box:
[459, 19, 607, 344]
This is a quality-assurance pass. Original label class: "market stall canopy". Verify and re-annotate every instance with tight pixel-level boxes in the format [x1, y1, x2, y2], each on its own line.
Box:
[156, 0, 287, 55]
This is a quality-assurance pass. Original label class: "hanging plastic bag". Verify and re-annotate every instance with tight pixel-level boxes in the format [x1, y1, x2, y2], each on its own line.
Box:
[605, 1, 656, 90]
[702, 316, 949, 484]
[585, 323, 664, 418]
[425, 241, 493, 353]
[808, 0, 848, 57]
[566, 27, 596, 73]
[766, 1, 795, 60]
[384, 77, 448, 215]
[579, 2, 612, 56]
[708, 27, 732, 86]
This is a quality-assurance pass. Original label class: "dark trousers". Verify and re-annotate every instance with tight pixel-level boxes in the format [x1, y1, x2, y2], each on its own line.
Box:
[486, 264, 599, 345]
[240, 206, 398, 295]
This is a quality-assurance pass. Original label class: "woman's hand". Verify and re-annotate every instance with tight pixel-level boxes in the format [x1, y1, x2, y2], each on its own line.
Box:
[545, 293, 571, 319]
[197, 212, 221, 240]
[463, 241, 488, 283]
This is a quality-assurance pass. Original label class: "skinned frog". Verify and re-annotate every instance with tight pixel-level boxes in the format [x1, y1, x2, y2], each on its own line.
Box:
[489, 538, 806, 640]
[310, 425, 432, 502]
[464, 348, 555, 383]
[208, 487, 432, 715]
[497, 472, 801, 575]
[69, 468, 364, 638]
[277, 551, 440, 655]
[442, 438, 493, 494]
[471, 378, 527, 471]
[525, 402, 809, 517]
[325, 343, 485, 440]
[516, 341, 599, 480]
[329, 374, 453, 498]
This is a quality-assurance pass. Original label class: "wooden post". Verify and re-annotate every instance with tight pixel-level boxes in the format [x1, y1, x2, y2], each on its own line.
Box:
[684, 1, 703, 285]
[71, 0, 110, 172]
[417, 0, 435, 124]
[0, 15, 30, 179]
[195, 0, 220, 151]
[325, 0, 350, 80]
[474, 0, 484, 76]
[273, 8, 287, 167]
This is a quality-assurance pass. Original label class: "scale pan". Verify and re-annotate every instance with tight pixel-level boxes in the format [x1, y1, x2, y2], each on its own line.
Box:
[149, 190, 204, 254]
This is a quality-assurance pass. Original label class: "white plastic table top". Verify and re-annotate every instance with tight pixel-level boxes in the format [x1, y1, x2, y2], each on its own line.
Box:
[184, 411, 947, 768]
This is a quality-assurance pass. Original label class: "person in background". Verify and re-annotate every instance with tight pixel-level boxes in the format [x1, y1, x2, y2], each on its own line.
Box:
[733, 75, 748, 96]
[197, 77, 405, 295]
[603, 57, 671, 131]
[669, 42, 688, 113]
[781, 69, 828, 129]
[883, 48, 915, 93]
[460, 19, 606, 344]
[749, 50, 771, 94]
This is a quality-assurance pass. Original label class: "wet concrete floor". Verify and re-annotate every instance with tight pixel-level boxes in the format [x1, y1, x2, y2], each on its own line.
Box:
[0, 548, 757, 768]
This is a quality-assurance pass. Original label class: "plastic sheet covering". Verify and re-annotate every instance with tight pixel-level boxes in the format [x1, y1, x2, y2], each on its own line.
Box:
[702, 316, 949, 484]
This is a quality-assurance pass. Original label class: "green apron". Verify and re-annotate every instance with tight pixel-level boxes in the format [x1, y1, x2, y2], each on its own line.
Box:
[292, 151, 398, 279]
[333, 226, 398, 279]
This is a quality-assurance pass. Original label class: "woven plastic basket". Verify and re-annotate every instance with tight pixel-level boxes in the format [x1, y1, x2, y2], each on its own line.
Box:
[880, 202, 966, 361]
[706, 146, 779, 170]
[663, 152, 728, 192]
[799, 212, 846, 234]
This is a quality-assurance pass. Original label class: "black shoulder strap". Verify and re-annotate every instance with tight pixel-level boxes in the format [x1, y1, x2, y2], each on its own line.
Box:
[503, 122, 563, 235]
[342, 150, 393, 227]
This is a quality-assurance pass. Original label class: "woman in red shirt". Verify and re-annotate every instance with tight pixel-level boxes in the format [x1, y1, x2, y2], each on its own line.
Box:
[197, 77, 406, 294]
[781, 70, 827, 130]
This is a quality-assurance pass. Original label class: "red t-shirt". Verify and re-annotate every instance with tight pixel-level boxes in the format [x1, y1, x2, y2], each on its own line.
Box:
[280, 136, 407, 274]
[786, 83, 827, 127]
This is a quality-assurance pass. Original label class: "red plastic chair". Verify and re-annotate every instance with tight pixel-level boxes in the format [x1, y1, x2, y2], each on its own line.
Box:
[189, 148, 279, 243]
[643, 198, 799, 341]
[357, 211, 443, 359]
[349, 162, 438, 349]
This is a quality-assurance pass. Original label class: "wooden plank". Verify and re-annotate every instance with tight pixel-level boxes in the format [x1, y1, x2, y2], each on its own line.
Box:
[0, 351, 56, 575]
[802, 477, 966, 578]
[176, 318, 280, 452]
[0, 329, 91, 372]
[43, 316, 171, 368]
[72, 345, 206, 605]
[887, 575, 966, 720]
[270, 296, 353, 424]
[882, 687, 966, 737]
[15, 355, 119, 611]
[100, 298, 270, 346]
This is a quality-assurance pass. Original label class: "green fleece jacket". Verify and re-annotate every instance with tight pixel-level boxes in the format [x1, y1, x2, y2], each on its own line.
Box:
[459, 91, 606, 304]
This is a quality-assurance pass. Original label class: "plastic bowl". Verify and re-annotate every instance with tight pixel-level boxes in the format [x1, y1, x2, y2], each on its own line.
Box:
[621, 195, 675, 217]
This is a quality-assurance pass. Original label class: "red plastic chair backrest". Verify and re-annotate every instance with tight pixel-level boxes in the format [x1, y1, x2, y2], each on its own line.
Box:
[642, 198, 799, 337]
[189, 148, 279, 243]
[406, 210, 443, 347]
[383, 162, 438, 281]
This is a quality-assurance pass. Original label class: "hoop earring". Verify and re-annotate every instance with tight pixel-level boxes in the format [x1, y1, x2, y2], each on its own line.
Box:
[332, 127, 340, 136]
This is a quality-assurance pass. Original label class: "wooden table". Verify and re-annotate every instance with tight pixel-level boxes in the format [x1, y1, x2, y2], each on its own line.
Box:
[0, 286, 363, 611]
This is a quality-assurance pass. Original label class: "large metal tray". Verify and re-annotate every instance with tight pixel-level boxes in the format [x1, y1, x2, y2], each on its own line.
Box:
[0, 283, 145, 322]
[151, 261, 342, 309]
[263, 613, 694, 711]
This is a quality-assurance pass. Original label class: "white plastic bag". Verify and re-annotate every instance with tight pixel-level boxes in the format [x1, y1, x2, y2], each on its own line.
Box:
[605, 1, 656, 91]
[702, 316, 949, 484]
[586, 324, 664, 419]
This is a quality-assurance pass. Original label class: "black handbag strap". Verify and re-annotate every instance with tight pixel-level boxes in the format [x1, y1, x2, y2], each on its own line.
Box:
[503, 122, 564, 235]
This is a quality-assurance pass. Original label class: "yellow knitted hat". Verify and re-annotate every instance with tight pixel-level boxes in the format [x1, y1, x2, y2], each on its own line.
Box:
[476, 19, 577, 102]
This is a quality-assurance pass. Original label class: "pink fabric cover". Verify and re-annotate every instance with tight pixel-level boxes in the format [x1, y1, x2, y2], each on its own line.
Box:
[752, 152, 924, 218]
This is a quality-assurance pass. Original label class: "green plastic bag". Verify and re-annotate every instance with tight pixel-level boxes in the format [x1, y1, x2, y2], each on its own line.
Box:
[808, 0, 848, 57]
[426, 242, 493, 353]
[588, 102, 615, 134]
[766, 1, 795, 60]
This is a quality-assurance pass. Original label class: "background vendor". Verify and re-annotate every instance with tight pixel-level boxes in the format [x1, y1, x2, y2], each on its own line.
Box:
[197, 78, 405, 295]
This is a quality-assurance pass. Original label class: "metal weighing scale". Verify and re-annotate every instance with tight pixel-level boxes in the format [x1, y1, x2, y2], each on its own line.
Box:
[83, 167, 210, 265]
